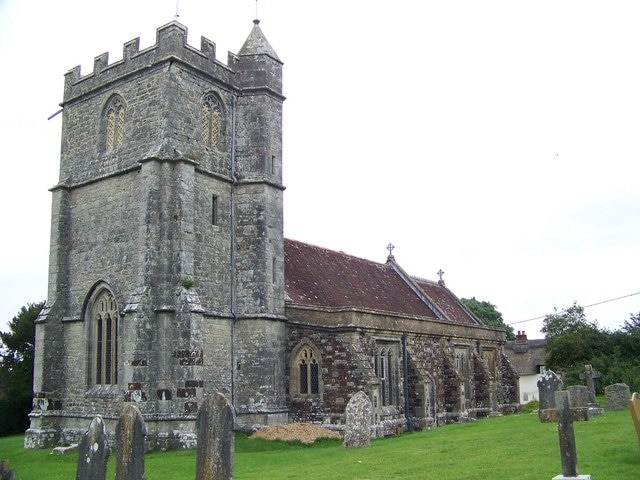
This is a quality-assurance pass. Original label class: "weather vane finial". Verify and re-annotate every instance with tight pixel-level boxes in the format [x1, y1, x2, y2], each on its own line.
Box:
[175, 0, 180, 19]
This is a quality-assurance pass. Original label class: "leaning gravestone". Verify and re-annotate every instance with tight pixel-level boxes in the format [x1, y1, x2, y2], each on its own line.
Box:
[538, 370, 563, 423]
[115, 404, 146, 480]
[76, 416, 109, 480]
[196, 393, 235, 480]
[343, 391, 373, 448]
[605, 383, 630, 411]
[552, 390, 591, 480]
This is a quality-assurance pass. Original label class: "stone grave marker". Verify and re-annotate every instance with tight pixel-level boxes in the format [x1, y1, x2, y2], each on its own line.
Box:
[343, 391, 373, 448]
[115, 404, 146, 480]
[196, 392, 235, 480]
[76, 416, 109, 480]
[552, 390, 591, 480]
[605, 383, 630, 410]
[629, 392, 640, 447]
[538, 370, 563, 422]
[579, 364, 601, 404]
[0, 460, 16, 480]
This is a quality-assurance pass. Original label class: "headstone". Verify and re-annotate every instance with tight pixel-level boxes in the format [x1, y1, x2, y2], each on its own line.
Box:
[343, 391, 373, 448]
[76, 416, 109, 480]
[567, 385, 589, 408]
[629, 392, 640, 447]
[538, 370, 563, 423]
[551, 391, 591, 480]
[579, 364, 601, 404]
[196, 392, 235, 480]
[0, 460, 16, 480]
[605, 383, 630, 410]
[115, 404, 146, 480]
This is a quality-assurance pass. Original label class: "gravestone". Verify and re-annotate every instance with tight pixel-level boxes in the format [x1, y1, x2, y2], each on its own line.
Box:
[605, 383, 630, 410]
[0, 460, 16, 480]
[343, 391, 373, 448]
[538, 370, 563, 423]
[551, 390, 591, 480]
[196, 393, 235, 480]
[567, 385, 589, 408]
[76, 416, 109, 480]
[579, 364, 601, 404]
[629, 392, 640, 447]
[115, 404, 146, 480]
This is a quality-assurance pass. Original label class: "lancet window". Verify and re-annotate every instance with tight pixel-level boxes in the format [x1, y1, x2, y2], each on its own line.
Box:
[201, 94, 222, 149]
[375, 344, 399, 406]
[92, 290, 119, 385]
[105, 96, 125, 151]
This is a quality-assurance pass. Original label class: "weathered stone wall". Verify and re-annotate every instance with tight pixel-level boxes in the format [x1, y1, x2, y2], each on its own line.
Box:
[286, 326, 376, 426]
[30, 20, 287, 447]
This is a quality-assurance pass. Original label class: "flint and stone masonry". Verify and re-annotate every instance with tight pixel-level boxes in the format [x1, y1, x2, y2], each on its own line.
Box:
[27, 19, 518, 449]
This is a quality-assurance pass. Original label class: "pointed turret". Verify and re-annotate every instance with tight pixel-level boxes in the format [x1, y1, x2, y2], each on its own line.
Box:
[239, 19, 280, 61]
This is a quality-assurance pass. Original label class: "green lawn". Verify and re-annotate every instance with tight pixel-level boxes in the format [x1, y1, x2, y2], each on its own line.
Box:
[1, 410, 638, 479]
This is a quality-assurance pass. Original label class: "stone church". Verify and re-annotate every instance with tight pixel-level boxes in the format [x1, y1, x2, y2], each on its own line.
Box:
[27, 19, 518, 449]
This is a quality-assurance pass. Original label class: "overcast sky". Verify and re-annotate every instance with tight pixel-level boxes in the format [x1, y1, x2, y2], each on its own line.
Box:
[1, 0, 639, 338]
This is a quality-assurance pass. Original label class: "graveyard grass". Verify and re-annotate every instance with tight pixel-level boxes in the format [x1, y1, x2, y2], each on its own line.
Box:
[2, 409, 639, 479]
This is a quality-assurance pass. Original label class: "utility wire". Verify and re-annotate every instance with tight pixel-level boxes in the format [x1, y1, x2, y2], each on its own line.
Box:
[507, 291, 640, 326]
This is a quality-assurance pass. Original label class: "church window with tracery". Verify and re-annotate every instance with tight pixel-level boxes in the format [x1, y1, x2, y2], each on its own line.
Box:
[201, 94, 222, 148]
[92, 290, 119, 385]
[292, 344, 321, 396]
[105, 96, 125, 151]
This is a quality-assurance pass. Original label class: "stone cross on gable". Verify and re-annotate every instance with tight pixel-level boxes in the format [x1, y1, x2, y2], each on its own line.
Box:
[437, 269, 445, 286]
[579, 364, 601, 404]
[386, 243, 395, 259]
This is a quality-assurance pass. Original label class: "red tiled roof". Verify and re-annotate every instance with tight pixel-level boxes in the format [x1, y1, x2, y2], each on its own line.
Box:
[284, 239, 438, 318]
[413, 279, 481, 326]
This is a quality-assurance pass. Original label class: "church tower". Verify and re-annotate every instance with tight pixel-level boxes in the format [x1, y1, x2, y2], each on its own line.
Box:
[27, 20, 286, 448]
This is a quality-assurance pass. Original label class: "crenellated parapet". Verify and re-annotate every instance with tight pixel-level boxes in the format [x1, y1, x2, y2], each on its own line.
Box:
[63, 21, 247, 103]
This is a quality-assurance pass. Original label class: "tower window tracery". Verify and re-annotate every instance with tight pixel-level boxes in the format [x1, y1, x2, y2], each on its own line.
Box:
[201, 94, 222, 149]
[104, 96, 125, 151]
[91, 290, 119, 385]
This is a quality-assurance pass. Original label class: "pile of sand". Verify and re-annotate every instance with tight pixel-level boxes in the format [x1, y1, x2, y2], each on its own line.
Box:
[250, 423, 342, 444]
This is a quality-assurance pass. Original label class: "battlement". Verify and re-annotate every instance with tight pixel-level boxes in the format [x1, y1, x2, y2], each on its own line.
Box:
[63, 21, 240, 103]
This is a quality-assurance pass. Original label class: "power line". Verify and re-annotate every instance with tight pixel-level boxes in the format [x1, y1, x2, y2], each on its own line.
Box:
[507, 291, 640, 326]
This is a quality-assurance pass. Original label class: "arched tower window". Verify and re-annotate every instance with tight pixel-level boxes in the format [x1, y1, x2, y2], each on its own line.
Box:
[91, 289, 119, 385]
[201, 94, 222, 149]
[291, 343, 322, 396]
[104, 96, 125, 152]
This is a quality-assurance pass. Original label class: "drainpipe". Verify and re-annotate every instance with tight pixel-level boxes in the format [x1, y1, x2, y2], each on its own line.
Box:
[230, 94, 238, 408]
[402, 334, 412, 431]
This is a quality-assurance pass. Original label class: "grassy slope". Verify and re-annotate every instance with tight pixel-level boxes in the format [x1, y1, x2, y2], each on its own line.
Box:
[1, 410, 638, 479]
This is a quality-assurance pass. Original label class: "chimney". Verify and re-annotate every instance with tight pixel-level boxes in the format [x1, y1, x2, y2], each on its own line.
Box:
[515, 330, 528, 344]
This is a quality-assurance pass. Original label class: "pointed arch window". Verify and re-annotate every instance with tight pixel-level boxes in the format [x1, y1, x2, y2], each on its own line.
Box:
[91, 290, 119, 385]
[201, 94, 222, 149]
[291, 344, 321, 396]
[104, 96, 125, 152]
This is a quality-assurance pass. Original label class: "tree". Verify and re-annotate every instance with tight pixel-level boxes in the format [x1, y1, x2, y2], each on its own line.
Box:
[461, 297, 515, 340]
[0, 301, 44, 435]
[541, 304, 640, 392]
